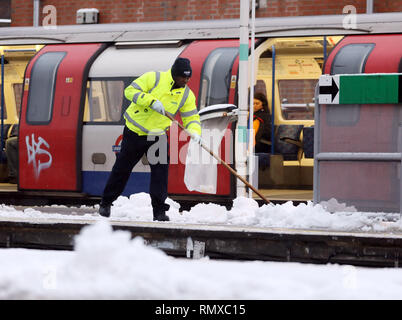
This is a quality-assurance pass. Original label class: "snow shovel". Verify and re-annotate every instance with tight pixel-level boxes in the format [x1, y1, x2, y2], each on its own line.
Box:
[165, 112, 271, 205]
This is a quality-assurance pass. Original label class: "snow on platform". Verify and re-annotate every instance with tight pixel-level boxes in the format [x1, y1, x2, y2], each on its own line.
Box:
[0, 194, 401, 268]
[0, 193, 401, 234]
[1, 220, 402, 300]
[1, 194, 402, 299]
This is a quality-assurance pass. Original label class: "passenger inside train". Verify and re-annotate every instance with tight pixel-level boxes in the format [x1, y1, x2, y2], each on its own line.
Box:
[252, 37, 332, 191]
[252, 92, 271, 171]
[5, 124, 18, 184]
[0, 45, 39, 185]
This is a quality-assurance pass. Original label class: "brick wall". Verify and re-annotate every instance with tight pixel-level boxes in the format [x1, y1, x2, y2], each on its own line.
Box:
[9, 0, 402, 27]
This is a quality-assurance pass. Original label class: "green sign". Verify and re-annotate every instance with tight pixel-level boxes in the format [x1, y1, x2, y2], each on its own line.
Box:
[319, 74, 402, 104]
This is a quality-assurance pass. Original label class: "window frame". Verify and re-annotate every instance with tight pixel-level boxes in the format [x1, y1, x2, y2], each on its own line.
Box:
[83, 76, 133, 125]
[278, 78, 317, 121]
[198, 47, 238, 110]
[13, 82, 23, 119]
[327, 43, 375, 127]
[26, 51, 66, 125]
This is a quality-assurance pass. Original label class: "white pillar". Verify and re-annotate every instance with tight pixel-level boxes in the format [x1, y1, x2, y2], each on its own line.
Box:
[248, 0, 256, 198]
[236, 0, 250, 198]
[33, 0, 40, 27]
[366, 0, 374, 14]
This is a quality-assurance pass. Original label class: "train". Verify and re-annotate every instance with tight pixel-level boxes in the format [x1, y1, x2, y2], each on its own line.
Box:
[0, 12, 402, 207]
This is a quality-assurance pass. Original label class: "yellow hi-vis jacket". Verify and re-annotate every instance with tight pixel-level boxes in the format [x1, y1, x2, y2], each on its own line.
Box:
[124, 69, 201, 136]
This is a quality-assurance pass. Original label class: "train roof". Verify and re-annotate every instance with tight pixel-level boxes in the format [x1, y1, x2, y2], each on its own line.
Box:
[0, 12, 402, 45]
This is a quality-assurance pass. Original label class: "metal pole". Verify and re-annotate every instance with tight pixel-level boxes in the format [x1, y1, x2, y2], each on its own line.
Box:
[270, 45, 276, 155]
[1, 51, 5, 162]
[33, 0, 40, 27]
[313, 83, 320, 204]
[323, 36, 327, 73]
[248, 0, 256, 198]
[237, 0, 250, 197]
[366, 0, 374, 14]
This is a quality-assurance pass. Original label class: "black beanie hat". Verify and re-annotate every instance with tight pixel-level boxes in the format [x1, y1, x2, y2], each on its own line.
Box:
[171, 57, 192, 78]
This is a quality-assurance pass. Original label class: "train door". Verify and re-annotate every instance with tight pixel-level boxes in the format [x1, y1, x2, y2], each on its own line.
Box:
[19, 43, 106, 191]
[0, 45, 42, 183]
[250, 37, 341, 197]
[168, 40, 240, 197]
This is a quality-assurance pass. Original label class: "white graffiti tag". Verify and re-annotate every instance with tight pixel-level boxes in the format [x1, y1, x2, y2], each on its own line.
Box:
[25, 134, 53, 179]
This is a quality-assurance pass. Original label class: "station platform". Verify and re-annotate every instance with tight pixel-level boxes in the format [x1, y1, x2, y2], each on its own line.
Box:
[253, 189, 313, 202]
[0, 183, 312, 208]
[0, 208, 401, 268]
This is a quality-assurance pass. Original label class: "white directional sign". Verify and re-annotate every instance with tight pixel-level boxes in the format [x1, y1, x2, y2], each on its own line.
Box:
[318, 75, 339, 104]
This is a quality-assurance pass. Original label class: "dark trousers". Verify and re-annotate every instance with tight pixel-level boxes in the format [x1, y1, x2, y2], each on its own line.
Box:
[101, 126, 170, 217]
[5, 136, 18, 178]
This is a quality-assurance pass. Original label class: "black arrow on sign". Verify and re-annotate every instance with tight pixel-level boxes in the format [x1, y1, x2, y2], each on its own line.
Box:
[319, 77, 339, 102]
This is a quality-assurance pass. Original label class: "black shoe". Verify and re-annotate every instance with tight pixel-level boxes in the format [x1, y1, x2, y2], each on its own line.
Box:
[99, 205, 111, 217]
[153, 213, 170, 221]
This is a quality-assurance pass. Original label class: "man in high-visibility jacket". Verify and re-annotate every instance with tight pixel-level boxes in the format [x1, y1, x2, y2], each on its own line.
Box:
[99, 58, 201, 221]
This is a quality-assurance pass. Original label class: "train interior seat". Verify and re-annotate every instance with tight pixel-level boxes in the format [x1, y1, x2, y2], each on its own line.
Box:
[258, 124, 314, 189]
[0, 124, 12, 156]
[302, 126, 314, 159]
[274, 124, 303, 160]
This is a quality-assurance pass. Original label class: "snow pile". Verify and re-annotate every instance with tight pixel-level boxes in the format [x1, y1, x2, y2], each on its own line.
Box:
[319, 198, 357, 213]
[109, 194, 402, 233]
[0, 204, 95, 221]
[1, 193, 402, 299]
[0, 193, 401, 233]
[255, 201, 383, 232]
[1, 220, 402, 299]
[110, 193, 154, 220]
[0, 219, 402, 300]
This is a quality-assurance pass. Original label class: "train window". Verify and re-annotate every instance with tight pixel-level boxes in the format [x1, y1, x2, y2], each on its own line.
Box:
[13, 83, 22, 118]
[326, 43, 374, 126]
[26, 51, 66, 124]
[330, 43, 374, 75]
[87, 80, 125, 122]
[278, 79, 316, 120]
[199, 47, 238, 109]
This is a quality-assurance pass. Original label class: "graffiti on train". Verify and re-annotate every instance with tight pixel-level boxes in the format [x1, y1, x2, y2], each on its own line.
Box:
[25, 134, 53, 179]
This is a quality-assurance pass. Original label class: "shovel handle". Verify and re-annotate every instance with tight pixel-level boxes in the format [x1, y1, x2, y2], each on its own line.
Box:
[165, 113, 270, 204]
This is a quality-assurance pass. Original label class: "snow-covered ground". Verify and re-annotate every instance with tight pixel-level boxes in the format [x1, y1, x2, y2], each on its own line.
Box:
[2, 193, 402, 233]
[0, 193, 402, 300]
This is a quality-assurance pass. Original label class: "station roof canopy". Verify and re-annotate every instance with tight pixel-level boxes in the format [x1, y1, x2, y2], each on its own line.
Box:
[0, 13, 402, 45]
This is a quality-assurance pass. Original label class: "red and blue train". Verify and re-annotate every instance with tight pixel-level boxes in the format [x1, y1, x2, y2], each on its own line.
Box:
[0, 13, 401, 206]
